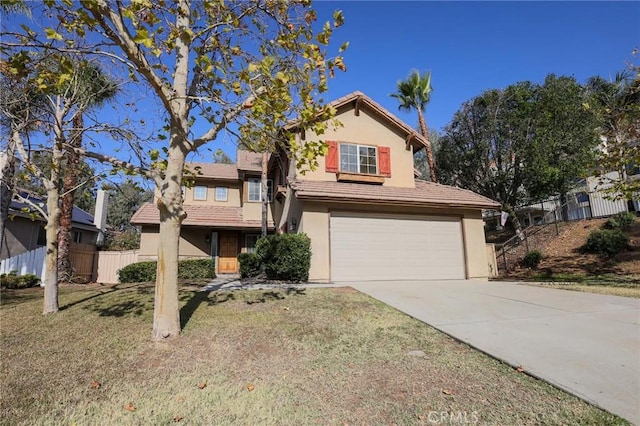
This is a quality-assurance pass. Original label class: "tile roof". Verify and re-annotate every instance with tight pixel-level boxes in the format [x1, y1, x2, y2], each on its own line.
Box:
[289, 179, 501, 209]
[185, 162, 238, 180]
[130, 203, 274, 228]
[237, 150, 266, 172]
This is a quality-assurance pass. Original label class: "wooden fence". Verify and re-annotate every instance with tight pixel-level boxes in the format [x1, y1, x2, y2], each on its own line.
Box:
[95, 250, 139, 284]
[69, 243, 97, 283]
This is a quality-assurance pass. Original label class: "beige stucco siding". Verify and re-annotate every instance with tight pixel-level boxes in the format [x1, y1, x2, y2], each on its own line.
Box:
[139, 225, 210, 261]
[183, 182, 241, 207]
[461, 210, 490, 280]
[299, 106, 416, 188]
[298, 202, 330, 282]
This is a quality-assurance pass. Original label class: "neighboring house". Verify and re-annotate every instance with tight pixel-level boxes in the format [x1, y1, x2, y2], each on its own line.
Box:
[131, 91, 500, 281]
[1, 193, 99, 260]
[130, 152, 274, 274]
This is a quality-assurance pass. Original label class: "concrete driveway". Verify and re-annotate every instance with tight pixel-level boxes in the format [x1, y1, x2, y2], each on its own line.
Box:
[348, 280, 640, 424]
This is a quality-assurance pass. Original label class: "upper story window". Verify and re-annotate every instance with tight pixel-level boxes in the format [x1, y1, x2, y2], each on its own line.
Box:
[193, 185, 207, 201]
[248, 178, 272, 202]
[215, 186, 228, 202]
[326, 141, 391, 178]
[340, 143, 377, 175]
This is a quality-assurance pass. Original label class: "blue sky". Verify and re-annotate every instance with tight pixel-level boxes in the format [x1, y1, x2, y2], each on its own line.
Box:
[309, 1, 639, 136]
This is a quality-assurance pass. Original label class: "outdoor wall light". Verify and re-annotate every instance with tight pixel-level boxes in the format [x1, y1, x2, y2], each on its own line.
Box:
[290, 218, 297, 231]
[205, 235, 211, 244]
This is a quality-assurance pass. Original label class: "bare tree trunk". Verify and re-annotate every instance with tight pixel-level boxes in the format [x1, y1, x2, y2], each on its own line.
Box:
[43, 107, 65, 315]
[153, 202, 182, 339]
[503, 203, 524, 241]
[58, 114, 83, 282]
[417, 109, 437, 183]
[0, 134, 16, 252]
[261, 151, 268, 237]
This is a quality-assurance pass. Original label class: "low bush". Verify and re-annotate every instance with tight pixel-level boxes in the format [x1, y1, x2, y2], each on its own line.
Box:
[178, 258, 216, 280]
[521, 250, 543, 268]
[603, 212, 636, 231]
[583, 229, 628, 257]
[118, 258, 217, 283]
[0, 271, 40, 289]
[238, 252, 261, 278]
[118, 261, 157, 283]
[256, 233, 311, 282]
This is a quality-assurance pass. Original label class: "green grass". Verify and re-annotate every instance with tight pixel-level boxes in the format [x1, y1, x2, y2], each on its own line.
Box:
[1, 284, 628, 425]
[526, 273, 640, 298]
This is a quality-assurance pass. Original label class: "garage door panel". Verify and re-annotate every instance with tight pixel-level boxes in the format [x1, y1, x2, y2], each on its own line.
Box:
[330, 214, 465, 282]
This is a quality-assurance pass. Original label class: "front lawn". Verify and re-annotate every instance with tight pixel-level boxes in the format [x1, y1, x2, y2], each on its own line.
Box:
[1, 284, 626, 425]
[526, 273, 640, 298]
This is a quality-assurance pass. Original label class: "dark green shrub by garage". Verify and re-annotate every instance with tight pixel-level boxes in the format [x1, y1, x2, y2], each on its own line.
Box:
[583, 229, 628, 257]
[521, 250, 543, 268]
[118, 258, 215, 283]
[237, 233, 311, 282]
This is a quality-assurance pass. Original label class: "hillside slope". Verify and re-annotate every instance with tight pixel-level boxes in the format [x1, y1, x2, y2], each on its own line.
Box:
[513, 218, 640, 276]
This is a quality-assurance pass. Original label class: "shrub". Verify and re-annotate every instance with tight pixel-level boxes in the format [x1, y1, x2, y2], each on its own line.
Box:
[521, 250, 543, 268]
[584, 229, 628, 257]
[118, 261, 157, 283]
[178, 258, 215, 280]
[118, 258, 216, 283]
[256, 233, 311, 282]
[238, 252, 261, 278]
[0, 271, 40, 289]
[603, 212, 636, 231]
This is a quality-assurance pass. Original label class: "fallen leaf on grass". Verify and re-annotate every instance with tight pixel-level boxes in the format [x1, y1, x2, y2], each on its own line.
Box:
[90, 380, 101, 389]
[246, 383, 255, 392]
[442, 389, 453, 395]
[515, 366, 525, 373]
[124, 403, 136, 412]
[283, 307, 290, 311]
[198, 381, 207, 389]
[176, 396, 185, 403]
[173, 415, 183, 422]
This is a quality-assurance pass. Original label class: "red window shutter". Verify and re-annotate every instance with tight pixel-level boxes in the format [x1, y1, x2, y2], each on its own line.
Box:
[326, 141, 338, 172]
[379, 146, 391, 177]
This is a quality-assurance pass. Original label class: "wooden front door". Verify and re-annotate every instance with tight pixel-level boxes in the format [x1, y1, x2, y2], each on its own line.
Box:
[218, 231, 239, 273]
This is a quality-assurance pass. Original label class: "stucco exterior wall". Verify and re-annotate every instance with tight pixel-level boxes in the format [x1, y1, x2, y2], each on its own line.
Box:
[299, 105, 416, 188]
[461, 210, 491, 280]
[1, 218, 41, 260]
[183, 181, 241, 207]
[139, 225, 210, 261]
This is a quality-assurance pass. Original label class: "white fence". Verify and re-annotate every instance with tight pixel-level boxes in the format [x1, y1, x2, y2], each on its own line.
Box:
[0, 246, 46, 284]
[95, 250, 139, 284]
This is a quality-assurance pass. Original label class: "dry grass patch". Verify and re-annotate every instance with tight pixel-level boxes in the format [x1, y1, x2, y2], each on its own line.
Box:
[1, 284, 627, 425]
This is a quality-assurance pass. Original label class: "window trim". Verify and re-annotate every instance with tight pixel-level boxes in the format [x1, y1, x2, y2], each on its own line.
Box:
[215, 186, 228, 202]
[247, 178, 273, 202]
[245, 234, 260, 253]
[193, 185, 207, 201]
[339, 142, 378, 175]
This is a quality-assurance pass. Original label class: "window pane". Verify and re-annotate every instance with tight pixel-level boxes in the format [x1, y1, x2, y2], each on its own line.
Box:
[194, 186, 207, 200]
[248, 179, 260, 201]
[358, 145, 377, 174]
[215, 187, 228, 201]
[246, 234, 260, 253]
[340, 143, 358, 172]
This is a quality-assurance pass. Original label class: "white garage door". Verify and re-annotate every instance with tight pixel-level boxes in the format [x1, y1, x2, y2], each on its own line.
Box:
[330, 213, 465, 282]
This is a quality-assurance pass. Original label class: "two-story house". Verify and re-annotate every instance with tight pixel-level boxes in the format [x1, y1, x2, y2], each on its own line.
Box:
[130, 151, 274, 274]
[132, 91, 500, 281]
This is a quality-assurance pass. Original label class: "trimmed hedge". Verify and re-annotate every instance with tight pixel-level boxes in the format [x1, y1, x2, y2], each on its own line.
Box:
[521, 250, 543, 268]
[118, 258, 216, 283]
[237, 233, 311, 282]
[0, 271, 40, 289]
[583, 229, 628, 258]
[238, 252, 261, 278]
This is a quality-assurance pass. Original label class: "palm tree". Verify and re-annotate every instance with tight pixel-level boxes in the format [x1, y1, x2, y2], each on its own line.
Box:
[391, 70, 437, 182]
[58, 63, 118, 281]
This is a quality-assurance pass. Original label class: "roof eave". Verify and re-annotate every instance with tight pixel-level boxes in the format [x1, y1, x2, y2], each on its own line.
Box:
[293, 192, 500, 210]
